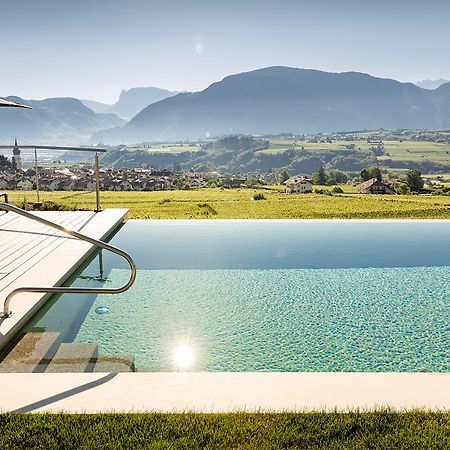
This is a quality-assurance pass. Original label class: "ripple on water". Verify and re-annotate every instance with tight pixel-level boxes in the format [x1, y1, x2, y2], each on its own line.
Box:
[75, 266, 450, 372]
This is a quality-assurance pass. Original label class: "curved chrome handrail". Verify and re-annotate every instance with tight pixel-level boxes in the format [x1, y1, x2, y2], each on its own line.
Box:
[0, 193, 8, 205]
[0, 202, 136, 317]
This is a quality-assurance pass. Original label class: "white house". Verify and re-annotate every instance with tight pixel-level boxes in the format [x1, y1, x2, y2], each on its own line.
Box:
[17, 179, 33, 190]
[48, 179, 63, 191]
[120, 180, 133, 191]
[284, 176, 313, 194]
[0, 178, 10, 190]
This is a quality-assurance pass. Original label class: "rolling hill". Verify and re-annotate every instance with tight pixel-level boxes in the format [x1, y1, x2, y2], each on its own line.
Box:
[91, 67, 450, 144]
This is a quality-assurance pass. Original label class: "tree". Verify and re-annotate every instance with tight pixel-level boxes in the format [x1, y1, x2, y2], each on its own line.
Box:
[312, 166, 327, 185]
[360, 168, 370, 181]
[406, 170, 424, 192]
[396, 184, 410, 195]
[360, 166, 382, 182]
[245, 177, 259, 188]
[327, 170, 348, 183]
[0, 154, 13, 171]
[279, 170, 290, 184]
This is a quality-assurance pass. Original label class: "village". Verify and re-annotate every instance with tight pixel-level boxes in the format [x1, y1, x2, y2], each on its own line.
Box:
[0, 142, 445, 195]
[0, 162, 438, 195]
[0, 164, 277, 192]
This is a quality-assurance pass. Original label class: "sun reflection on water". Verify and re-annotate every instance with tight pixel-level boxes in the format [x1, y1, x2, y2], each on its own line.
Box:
[173, 342, 194, 369]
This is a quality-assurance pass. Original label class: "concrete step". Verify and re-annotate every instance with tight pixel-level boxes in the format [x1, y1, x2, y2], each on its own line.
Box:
[0, 332, 60, 373]
[45, 343, 98, 373]
[93, 355, 135, 373]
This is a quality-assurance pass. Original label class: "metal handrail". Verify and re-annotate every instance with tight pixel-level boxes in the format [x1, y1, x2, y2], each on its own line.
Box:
[0, 202, 136, 317]
[0, 193, 8, 205]
[0, 145, 106, 152]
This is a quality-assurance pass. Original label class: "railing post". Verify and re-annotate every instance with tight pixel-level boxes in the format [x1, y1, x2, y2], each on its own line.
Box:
[0, 202, 136, 317]
[34, 148, 40, 203]
[95, 152, 101, 212]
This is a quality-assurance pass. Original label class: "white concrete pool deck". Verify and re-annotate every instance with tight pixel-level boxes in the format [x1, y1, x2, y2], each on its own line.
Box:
[0, 208, 128, 350]
[0, 372, 449, 413]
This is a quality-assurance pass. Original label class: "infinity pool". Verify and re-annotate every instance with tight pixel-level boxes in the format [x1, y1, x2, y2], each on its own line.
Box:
[26, 220, 450, 372]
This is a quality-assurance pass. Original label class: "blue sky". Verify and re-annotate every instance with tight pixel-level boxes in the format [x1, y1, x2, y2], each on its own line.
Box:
[1, 0, 449, 103]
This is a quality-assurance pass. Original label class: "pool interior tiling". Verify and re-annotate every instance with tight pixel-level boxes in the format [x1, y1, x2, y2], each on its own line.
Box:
[15, 220, 449, 373]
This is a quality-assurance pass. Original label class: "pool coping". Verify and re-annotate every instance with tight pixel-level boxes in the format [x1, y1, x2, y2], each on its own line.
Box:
[0, 372, 449, 413]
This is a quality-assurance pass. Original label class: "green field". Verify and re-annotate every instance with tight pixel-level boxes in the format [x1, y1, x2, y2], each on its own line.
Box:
[126, 143, 200, 154]
[262, 139, 450, 165]
[1, 411, 449, 449]
[123, 138, 450, 166]
[4, 188, 449, 219]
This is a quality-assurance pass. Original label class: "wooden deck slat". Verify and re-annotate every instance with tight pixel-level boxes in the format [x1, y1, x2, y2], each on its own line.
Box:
[0, 211, 80, 253]
[0, 212, 95, 293]
[0, 213, 27, 231]
[0, 212, 92, 273]
[0, 214, 67, 252]
[0, 212, 77, 268]
[0, 212, 83, 266]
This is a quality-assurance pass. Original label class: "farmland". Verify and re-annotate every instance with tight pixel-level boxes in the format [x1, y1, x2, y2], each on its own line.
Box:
[4, 188, 449, 219]
[125, 143, 200, 154]
[262, 139, 450, 165]
[122, 138, 450, 166]
[99, 134, 450, 176]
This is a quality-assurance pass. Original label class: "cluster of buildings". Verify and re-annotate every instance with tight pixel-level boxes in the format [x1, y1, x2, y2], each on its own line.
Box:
[0, 145, 416, 195]
[0, 161, 276, 192]
[0, 166, 203, 192]
[283, 175, 406, 194]
[0, 147, 277, 192]
[0, 163, 408, 195]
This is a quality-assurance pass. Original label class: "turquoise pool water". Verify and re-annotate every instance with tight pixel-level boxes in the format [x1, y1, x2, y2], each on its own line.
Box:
[27, 220, 450, 372]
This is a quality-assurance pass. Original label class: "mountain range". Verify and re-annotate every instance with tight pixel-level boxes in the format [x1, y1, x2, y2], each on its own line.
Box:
[3, 67, 450, 147]
[92, 67, 450, 144]
[0, 96, 124, 145]
[82, 87, 178, 119]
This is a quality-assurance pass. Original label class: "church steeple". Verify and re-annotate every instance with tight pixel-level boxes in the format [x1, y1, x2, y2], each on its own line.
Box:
[12, 138, 22, 171]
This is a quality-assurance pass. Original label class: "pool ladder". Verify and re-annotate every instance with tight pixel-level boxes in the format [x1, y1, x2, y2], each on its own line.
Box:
[0, 200, 136, 317]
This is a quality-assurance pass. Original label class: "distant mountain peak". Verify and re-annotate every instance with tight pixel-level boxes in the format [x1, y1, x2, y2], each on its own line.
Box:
[415, 79, 450, 90]
[83, 86, 179, 119]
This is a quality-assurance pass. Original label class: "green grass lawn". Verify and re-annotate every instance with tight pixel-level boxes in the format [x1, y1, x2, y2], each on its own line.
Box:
[1, 411, 449, 449]
[4, 188, 449, 219]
